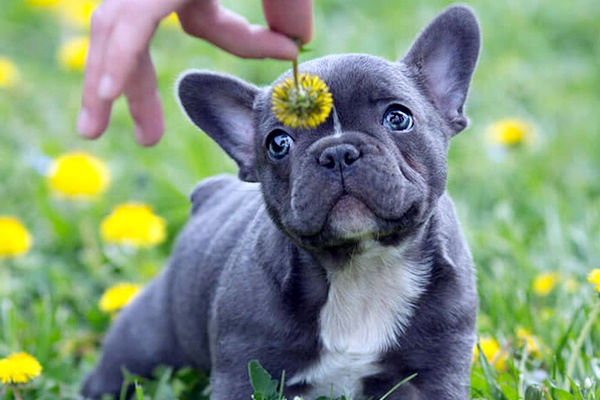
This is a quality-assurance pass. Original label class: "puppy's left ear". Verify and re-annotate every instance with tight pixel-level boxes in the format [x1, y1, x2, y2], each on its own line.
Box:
[403, 5, 480, 134]
[177, 71, 259, 182]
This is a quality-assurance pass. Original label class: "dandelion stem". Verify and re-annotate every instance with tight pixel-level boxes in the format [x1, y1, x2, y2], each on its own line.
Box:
[12, 384, 22, 400]
[291, 37, 303, 90]
[563, 298, 600, 389]
[79, 215, 103, 273]
[292, 58, 299, 90]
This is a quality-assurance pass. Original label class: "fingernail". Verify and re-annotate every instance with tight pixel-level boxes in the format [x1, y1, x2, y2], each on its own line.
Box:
[77, 108, 93, 137]
[98, 74, 115, 99]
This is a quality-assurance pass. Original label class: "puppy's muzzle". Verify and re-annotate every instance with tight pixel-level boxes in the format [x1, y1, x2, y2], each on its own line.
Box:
[318, 143, 361, 171]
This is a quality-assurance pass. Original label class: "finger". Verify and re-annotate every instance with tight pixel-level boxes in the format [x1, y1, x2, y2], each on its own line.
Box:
[262, 0, 313, 45]
[124, 51, 164, 146]
[97, 0, 185, 102]
[78, 0, 122, 138]
[97, 15, 159, 101]
[178, 3, 299, 60]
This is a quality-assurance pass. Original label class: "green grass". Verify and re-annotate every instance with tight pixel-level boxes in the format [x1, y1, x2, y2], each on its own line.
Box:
[1, 0, 599, 398]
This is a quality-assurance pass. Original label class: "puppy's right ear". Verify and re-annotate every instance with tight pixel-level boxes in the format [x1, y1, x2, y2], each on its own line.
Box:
[177, 71, 259, 182]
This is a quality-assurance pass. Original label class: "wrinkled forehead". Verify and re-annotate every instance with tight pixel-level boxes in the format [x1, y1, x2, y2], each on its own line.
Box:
[292, 55, 418, 101]
[258, 54, 424, 126]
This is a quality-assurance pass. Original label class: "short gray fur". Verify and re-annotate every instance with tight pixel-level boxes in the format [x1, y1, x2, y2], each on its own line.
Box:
[82, 4, 481, 399]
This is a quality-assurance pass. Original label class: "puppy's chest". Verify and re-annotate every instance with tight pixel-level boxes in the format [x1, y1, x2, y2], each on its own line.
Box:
[289, 245, 430, 399]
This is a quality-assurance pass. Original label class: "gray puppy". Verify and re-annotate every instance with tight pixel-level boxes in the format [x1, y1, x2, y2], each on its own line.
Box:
[82, 4, 480, 400]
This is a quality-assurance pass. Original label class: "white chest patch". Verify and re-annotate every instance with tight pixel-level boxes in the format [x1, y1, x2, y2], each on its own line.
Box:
[289, 241, 431, 399]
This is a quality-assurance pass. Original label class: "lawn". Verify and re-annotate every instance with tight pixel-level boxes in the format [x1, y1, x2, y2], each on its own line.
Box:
[1, 0, 599, 399]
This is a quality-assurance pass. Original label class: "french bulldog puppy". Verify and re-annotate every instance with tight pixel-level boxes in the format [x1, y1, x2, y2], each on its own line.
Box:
[82, 4, 480, 400]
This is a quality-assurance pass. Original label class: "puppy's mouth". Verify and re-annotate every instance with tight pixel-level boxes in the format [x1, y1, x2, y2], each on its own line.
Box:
[322, 195, 377, 240]
[293, 194, 419, 250]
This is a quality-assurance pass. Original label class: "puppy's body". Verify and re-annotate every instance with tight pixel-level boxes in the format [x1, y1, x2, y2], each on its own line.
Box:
[83, 5, 480, 400]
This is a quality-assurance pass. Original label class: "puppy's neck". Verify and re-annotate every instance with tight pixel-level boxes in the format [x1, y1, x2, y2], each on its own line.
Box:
[320, 239, 432, 352]
[289, 238, 432, 398]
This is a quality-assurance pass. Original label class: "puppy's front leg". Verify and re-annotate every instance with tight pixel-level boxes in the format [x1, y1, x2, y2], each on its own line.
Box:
[82, 269, 188, 399]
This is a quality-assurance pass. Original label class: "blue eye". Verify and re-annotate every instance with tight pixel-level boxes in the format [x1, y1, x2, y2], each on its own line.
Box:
[383, 105, 414, 132]
[267, 130, 294, 160]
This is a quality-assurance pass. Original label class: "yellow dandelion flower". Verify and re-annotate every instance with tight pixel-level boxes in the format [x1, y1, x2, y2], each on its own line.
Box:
[272, 72, 333, 129]
[25, 0, 61, 8]
[56, 0, 99, 29]
[587, 269, 600, 292]
[0, 216, 33, 258]
[487, 118, 535, 147]
[162, 12, 179, 29]
[100, 203, 166, 248]
[474, 336, 508, 371]
[0, 352, 42, 384]
[57, 36, 89, 71]
[99, 282, 142, 313]
[532, 272, 558, 297]
[47, 151, 110, 198]
[516, 327, 542, 356]
[0, 57, 21, 89]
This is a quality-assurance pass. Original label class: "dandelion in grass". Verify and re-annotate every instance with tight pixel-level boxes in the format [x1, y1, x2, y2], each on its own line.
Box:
[532, 272, 558, 297]
[588, 269, 600, 292]
[0, 352, 42, 384]
[57, 36, 89, 71]
[474, 336, 507, 371]
[100, 203, 166, 248]
[272, 72, 333, 130]
[564, 268, 600, 387]
[487, 118, 535, 147]
[99, 283, 142, 313]
[0, 217, 33, 258]
[48, 151, 109, 198]
[25, 0, 61, 8]
[516, 327, 542, 357]
[0, 57, 21, 89]
[162, 12, 180, 29]
[56, 0, 99, 29]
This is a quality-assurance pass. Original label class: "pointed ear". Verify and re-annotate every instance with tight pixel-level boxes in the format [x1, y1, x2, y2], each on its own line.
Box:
[177, 70, 260, 182]
[403, 5, 481, 134]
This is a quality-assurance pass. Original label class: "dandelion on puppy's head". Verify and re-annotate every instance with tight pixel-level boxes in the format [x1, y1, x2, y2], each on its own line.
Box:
[271, 72, 333, 130]
[0, 352, 42, 384]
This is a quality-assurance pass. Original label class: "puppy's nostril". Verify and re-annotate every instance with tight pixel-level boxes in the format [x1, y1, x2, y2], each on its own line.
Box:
[318, 144, 361, 170]
[344, 149, 360, 166]
[321, 154, 336, 169]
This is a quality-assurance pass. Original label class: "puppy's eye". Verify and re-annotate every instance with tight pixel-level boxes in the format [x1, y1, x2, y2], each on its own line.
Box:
[267, 130, 294, 160]
[383, 105, 414, 132]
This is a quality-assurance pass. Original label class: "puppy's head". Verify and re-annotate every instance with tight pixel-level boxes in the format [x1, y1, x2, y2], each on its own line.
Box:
[177, 5, 480, 251]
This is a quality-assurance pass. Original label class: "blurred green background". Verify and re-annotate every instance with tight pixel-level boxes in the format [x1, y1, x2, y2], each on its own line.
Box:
[1, 0, 599, 398]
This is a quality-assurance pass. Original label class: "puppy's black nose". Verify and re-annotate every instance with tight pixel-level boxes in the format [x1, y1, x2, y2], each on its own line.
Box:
[318, 144, 361, 170]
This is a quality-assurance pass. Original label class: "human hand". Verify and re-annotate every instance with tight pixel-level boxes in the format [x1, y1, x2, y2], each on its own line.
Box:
[77, 0, 313, 146]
